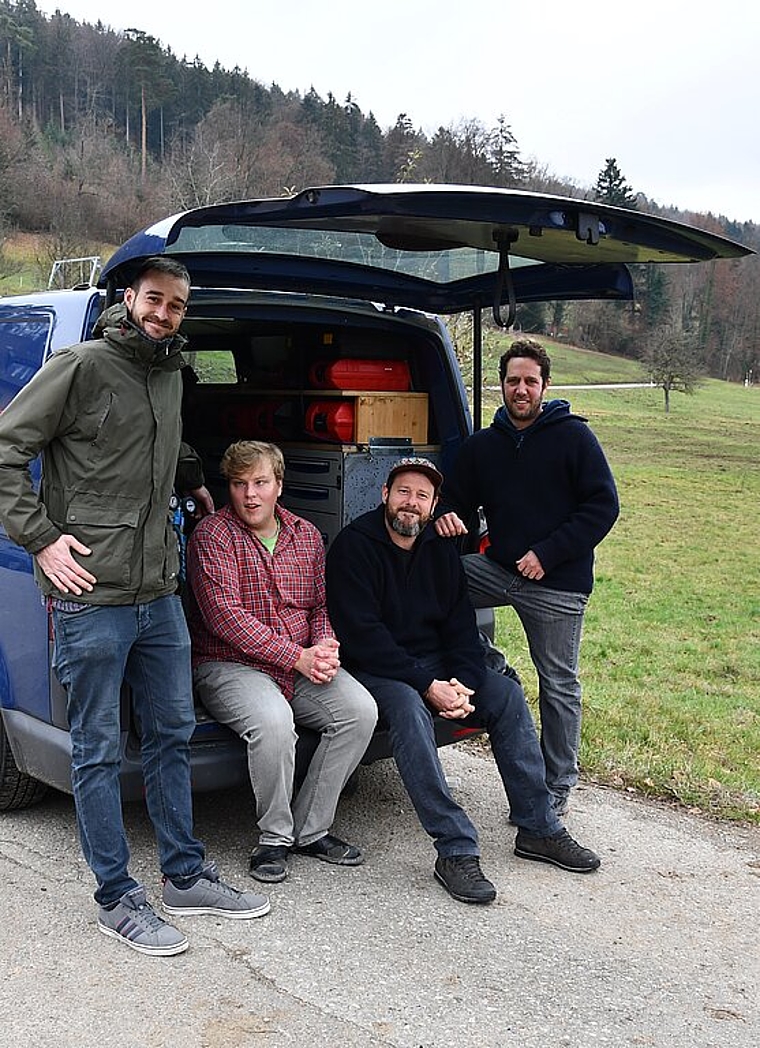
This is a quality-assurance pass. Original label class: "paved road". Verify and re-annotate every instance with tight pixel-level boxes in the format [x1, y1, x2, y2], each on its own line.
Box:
[484, 382, 656, 392]
[1, 743, 757, 1048]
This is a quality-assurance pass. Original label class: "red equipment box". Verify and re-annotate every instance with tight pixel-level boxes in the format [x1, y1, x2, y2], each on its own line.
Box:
[308, 358, 411, 392]
[304, 393, 428, 444]
[305, 401, 355, 443]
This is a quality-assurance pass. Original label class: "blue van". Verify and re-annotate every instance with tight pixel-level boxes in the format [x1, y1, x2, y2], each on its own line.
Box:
[0, 184, 750, 810]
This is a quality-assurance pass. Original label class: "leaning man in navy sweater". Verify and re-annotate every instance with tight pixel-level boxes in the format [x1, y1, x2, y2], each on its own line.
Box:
[436, 339, 620, 817]
[326, 457, 600, 905]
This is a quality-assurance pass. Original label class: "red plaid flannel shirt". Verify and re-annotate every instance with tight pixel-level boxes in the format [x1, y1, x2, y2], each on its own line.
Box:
[187, 503, 333, 700]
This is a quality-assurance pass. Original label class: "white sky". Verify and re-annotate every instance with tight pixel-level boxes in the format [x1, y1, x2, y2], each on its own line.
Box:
[35, 0, 760, 223]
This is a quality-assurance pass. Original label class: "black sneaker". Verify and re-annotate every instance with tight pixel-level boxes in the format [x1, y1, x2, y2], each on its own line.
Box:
[249, 844, 290, 883]
[294, 833, 363, 866]
[434, 855, 497, 904]
[514, 829, 600, 873]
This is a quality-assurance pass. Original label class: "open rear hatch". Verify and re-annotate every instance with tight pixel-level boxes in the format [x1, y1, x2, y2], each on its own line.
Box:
[101, 184, 752, 322]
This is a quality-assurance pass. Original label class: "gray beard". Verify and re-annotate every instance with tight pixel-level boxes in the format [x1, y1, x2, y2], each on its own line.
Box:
[388, 506, 432, 538]
[390, 515, 421, 538]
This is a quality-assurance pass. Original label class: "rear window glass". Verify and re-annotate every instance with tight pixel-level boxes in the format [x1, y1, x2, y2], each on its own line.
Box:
[169, 224, 541, 284]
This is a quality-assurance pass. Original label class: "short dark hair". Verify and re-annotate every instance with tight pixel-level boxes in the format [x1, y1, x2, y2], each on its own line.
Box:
[499, 338, 551, 385]
[130, 256, 191, 294]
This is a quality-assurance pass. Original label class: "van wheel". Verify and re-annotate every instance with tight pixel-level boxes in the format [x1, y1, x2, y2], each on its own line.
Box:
[0, 718, 49, 811]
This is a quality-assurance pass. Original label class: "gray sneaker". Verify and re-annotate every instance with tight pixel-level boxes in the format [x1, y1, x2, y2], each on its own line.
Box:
[162, 861, 271, 919]
[98, 886, 189, 956]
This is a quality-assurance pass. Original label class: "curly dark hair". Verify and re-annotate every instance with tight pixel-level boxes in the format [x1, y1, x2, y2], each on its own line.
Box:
[498, 338, 551, 385]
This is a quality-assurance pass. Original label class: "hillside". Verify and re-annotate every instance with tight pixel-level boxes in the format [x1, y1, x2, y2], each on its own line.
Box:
[1, 0, 758, 388]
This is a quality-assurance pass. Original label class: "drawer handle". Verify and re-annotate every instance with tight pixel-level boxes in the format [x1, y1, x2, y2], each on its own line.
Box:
[287, 460, 331, 475]
[283, 485, 330, 502]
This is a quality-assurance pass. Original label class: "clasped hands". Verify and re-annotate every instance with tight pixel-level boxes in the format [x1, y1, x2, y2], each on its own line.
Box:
[424, 677, 475, 719]
[295, 637, 340, 685]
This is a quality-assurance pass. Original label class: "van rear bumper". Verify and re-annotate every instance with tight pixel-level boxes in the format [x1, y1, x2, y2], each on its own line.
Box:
[2, 708, 250, 802]
[3, 700, 486, 804]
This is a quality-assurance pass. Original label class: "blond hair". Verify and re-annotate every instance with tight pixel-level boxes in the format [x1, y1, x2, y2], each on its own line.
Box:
[219, 441, 285, 482]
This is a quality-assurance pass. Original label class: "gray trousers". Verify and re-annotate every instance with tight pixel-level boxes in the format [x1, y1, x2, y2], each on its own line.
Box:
[462, 554, 588, 802]
[194, 662, 377, 847]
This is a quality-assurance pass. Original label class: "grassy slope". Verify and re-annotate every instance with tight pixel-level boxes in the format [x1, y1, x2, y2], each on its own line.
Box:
[479, 336, 759, 822]
[0, 235, 116, 296]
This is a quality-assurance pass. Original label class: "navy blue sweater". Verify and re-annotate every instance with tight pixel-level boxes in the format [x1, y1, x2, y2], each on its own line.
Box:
[326, 505, 486, 694]
[442, 399, 619, 594]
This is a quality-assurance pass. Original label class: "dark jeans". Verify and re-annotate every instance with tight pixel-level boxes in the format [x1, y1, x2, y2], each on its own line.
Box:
[52, 596, 205, 905]
[354, 657, 562, 857]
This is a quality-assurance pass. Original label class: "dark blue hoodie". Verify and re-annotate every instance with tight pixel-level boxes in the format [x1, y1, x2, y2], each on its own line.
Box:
[442, 399, 619, 594]
[326, 504, 486, 693]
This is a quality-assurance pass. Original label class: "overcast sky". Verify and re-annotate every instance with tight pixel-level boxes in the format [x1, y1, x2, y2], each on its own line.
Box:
[35, 0, 760, 224]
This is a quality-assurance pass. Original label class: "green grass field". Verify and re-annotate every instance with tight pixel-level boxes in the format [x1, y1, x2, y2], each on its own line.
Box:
[477, 335, 759, 822]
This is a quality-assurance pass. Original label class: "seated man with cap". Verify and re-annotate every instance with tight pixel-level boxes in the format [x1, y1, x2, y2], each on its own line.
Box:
[325, 457, 601, 904]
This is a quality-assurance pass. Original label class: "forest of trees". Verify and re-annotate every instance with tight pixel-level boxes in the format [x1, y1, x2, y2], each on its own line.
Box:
[0, 0, 757, 382]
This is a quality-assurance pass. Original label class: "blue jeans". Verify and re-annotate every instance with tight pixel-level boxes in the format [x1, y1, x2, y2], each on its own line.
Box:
[354, 657, 561, 858]
[463, 554, 588, 801]
[52, 596, 205, 905]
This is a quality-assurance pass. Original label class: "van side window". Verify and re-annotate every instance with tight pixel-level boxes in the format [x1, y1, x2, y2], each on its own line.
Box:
[0, 316, 50, 408]
[84, 296, 104, 340]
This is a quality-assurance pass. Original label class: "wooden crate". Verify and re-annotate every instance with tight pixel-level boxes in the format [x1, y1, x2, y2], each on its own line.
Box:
[353, 392, 428, 443]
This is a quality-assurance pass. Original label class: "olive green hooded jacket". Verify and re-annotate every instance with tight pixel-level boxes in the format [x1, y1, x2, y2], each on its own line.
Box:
[0, 302, 203, 605]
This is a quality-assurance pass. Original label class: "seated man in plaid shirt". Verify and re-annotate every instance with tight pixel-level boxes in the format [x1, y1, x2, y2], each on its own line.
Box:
[187, 441, 377, 883]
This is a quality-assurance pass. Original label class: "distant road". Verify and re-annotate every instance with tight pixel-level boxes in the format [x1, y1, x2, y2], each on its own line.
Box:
[551, 382, 655, 390]
[484, 382, 656, 391]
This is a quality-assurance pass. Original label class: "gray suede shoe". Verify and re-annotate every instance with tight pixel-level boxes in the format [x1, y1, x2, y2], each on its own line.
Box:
[98, 886, 188, 956]
[162, 861, 271, 918]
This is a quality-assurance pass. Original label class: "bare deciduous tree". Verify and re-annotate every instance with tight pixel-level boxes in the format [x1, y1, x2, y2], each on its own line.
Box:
[642, 325, 703, 413]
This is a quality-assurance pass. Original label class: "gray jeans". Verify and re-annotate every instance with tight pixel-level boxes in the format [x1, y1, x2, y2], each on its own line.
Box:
[462, 554, 588, 801]
[194, 662, 377, 847]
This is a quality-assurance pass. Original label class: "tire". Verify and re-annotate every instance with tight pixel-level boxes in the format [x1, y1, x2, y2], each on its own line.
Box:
[0, 716, 49, 812]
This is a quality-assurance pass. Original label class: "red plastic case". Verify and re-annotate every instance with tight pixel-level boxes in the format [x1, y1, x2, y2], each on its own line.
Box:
[309, 358, 411, 391]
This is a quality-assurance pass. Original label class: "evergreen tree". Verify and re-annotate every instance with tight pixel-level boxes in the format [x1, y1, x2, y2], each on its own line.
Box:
[631, 264, 671, 331]
[487, 115, 523, 187]
[594, 157, 637, 208]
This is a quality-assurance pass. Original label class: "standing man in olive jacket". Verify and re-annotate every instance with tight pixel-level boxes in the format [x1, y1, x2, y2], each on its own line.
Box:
[436, 339, 619, 817]
[0, 257, 269, 956]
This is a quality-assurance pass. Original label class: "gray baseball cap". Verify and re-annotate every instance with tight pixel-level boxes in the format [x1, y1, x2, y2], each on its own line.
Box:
[386, 456, 443, 492]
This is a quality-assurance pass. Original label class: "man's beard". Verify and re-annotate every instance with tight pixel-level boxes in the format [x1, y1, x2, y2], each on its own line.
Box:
[505, 393, 543, 425]
[125, 314, 175, 349]
[387, 506, 430, 538]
